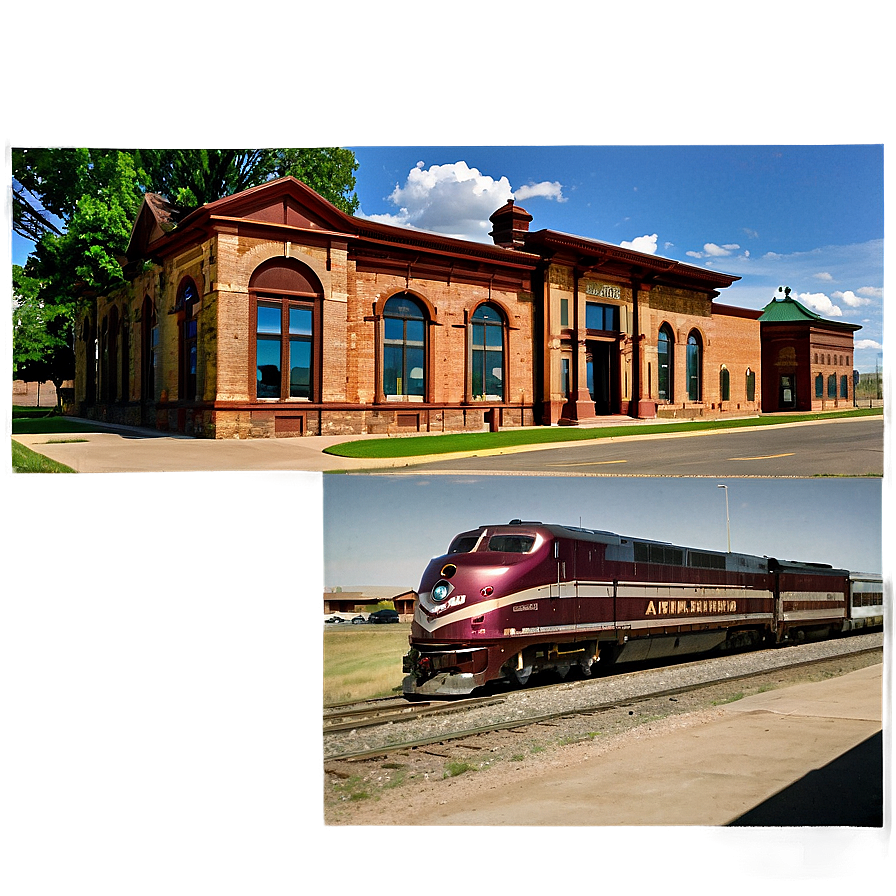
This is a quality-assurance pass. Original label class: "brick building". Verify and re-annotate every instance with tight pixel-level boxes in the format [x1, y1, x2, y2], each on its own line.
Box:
[76, 177, 767, 438]
[759, 287, 861, 412]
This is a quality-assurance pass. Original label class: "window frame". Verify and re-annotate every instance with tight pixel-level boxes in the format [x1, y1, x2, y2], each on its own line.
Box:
[657, 325, 674, 402]
[252, 293, 319, 402]
[382, 293, 428, 402]
[686, 331, 703, 402]
[470, 302, 506, 401]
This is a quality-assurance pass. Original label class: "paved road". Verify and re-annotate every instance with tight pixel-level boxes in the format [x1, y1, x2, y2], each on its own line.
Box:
[404, 417, 884, 477]
[12, 415, 883, 476]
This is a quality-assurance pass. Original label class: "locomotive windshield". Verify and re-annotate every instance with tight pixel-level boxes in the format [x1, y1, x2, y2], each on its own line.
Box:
[487, 535, 535, 553]
[448, 534, 480, 554]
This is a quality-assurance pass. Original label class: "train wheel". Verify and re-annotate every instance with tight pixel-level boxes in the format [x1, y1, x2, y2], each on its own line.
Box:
[579, 657, 594, 678]
[554, 663, 571, 681]
[513, 665, 533, 687]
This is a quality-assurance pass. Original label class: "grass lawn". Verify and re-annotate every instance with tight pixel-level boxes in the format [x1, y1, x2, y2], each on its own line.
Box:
[12, 407, 107, 436]
[323, 624, 411, 705]
[322, 407, 883, 459]
[11, 439, 77, 473]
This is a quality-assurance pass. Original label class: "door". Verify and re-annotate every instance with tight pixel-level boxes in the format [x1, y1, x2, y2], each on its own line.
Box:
[587, 342, 615, 415]
[779, 374, 797, 409]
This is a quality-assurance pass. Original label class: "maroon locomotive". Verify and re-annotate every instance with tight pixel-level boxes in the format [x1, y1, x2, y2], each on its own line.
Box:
[402, 520, 883, 697]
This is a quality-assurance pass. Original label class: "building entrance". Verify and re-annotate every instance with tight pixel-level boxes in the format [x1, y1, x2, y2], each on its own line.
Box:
[586, 341, 617, 415]
[779, 374, 797, 410]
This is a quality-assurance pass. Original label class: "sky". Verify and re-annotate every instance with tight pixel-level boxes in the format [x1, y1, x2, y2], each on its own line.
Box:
[323, 473, 882, 592]
[345, 145, 884, 371]
[11, 146, 884, 371]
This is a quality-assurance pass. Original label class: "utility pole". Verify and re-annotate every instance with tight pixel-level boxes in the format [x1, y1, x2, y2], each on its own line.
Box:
[717, 484, 730, 553]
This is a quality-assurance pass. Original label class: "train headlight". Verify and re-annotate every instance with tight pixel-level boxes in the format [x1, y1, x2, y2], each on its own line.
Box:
[432, 580, 452, 602]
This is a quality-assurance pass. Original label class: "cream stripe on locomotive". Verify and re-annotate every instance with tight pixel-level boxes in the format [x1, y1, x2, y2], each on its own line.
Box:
[415, 580, 773, 635]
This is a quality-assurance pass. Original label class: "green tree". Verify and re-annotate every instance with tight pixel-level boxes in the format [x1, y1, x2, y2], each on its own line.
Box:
[12, 147, 360, 377]
[12, 265, 74, 407]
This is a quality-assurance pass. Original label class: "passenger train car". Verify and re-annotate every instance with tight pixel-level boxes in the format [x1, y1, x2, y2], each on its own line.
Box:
[402, 521, 884, 697]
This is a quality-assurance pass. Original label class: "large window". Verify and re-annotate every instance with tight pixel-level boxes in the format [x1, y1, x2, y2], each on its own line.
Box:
[719, 365, 730, 401]
[840, 375, 848, 399]
[141, 297, 157, 403]
[471, 303, 505, 400]
[827, 374, 837, 398]
[586, 302, 619, 332]
[746, 367, 756, 402]
[178, 279, 199, 401]
[657, 325, 673, 401]
[250, 259, 322, 402]
[383, 293, 426, 399]
[686, 331, 702, 401]
[815, 373, 824, 398]
[255, 301, 314, 399]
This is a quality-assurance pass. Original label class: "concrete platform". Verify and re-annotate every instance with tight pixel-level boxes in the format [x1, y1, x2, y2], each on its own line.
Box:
[411, 663, 885, 826]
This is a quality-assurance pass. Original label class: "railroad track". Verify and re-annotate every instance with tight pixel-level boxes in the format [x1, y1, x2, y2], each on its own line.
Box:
[323, 636, 882, 763]
[323, 696, 506, 733]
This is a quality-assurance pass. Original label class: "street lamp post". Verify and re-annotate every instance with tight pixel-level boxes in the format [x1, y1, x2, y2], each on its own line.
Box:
[717, 484, 730, 553]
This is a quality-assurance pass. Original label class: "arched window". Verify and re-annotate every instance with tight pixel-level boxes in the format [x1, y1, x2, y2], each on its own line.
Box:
[471, 303, 505, 400]
[383, 293, 426, 400]
[141, 296, 157, 403]
[120, 311, 129, 403]
[746, 367, 756, 402]
[840, 375, 848, 399]
[815, 373, 824, 398]
[177, 279, 199, 401]
[107, 306, 119, 402]
[719, 365, 730, 401]
[82, 315, 96, 403]
[657, 325, 674, 401]
[827, 374, 837, 398]
[249, 260, 322, 401]
[686, 331, 702, 402]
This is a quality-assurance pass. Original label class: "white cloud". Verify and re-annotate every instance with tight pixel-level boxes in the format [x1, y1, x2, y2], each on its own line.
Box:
[833, 290, 872, 308]
[687, 242, 741, 259]
[813, 271, 833, 281]
[798, 291, 843, 317]
[855, 339, 883, 350]
[356, 160, 564, 243]
[515, 181, 565, 202]
[620, 234, 658, 254]
[857, 286, 883, 299]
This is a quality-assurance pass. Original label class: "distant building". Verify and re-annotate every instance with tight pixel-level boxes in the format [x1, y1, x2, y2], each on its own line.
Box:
[323, 591, 415, 620]
[759, 287, 860, 412]
[75, 177, 766, 438]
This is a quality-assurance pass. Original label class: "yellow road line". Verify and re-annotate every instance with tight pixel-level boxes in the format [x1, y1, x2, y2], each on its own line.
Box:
[729, 453, 796, 460]
[548, 459, 629, 467]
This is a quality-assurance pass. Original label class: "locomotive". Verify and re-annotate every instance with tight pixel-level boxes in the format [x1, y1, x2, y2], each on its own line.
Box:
[401, 520, 884, 697]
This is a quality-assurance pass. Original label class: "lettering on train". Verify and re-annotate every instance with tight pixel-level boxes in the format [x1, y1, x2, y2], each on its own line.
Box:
[645, 599, 738, 616]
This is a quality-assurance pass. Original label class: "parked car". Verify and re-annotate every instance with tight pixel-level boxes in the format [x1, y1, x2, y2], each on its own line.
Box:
[324, 615, 346, 624]
[367, 609, 400, 624]
[351, 615, 367, 624]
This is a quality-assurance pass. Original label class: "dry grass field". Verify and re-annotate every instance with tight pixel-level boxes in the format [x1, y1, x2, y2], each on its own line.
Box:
[323, 623, 411, 705]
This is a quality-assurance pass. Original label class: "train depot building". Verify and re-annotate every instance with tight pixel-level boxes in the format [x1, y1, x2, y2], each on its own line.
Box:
[74, 177, 856, 438]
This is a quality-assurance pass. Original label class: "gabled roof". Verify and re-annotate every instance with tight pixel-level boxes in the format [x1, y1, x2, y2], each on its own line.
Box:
[124, 176, 541, 276]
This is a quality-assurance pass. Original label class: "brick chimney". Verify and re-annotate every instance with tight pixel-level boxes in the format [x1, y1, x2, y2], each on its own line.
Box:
[489, 199, 532, 249]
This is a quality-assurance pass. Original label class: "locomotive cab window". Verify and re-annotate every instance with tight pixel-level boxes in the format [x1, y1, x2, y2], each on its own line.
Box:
[487, 535, 535, 553]
[448, 534, 480, 554]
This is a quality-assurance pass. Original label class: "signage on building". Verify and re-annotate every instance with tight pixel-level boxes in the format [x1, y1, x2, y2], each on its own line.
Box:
[586, 283, 621, 300]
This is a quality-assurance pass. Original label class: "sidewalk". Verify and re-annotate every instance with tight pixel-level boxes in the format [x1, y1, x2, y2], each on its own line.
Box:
[406, 663, 885, 826]
[10, 411, 877, 473]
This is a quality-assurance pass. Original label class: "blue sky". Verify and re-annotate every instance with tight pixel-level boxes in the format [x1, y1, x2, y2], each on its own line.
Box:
[323, 474, 882, 591]
[348, 145, 884, 371]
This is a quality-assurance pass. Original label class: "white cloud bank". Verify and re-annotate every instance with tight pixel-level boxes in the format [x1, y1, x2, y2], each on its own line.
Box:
[620, 234, 658, 254]
[357, 161, 564, 242]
